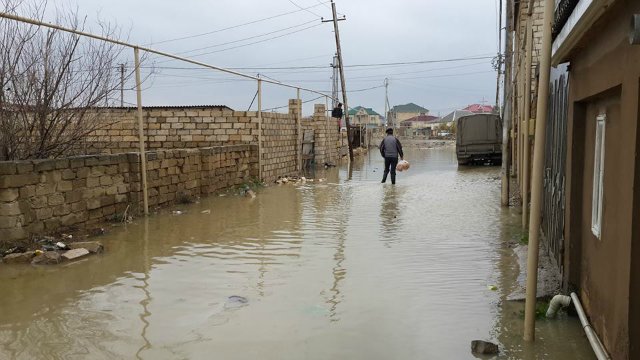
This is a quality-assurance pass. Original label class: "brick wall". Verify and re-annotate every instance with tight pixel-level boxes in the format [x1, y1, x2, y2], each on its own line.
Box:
[0, 145, 257, 243]
[303, 104, 340, 166]
[260, 100, 300, 183]
[515, 0, 544, 96]
[81, 107, 259, 154]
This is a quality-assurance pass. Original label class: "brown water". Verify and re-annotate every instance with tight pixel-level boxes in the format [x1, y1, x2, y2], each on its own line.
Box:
[0, 146, 594, 359]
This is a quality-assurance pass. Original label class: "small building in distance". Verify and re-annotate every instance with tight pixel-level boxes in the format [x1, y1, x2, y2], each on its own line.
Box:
[387, 103, 429, 127]
[348, 106, 382, 128]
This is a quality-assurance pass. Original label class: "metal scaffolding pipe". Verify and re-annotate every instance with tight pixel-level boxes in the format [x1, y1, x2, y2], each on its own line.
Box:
[524, 0, 554, 341]
[0, 11, 336, 101]
[522, 16, 533, 228]
[134, 47, 149, 215]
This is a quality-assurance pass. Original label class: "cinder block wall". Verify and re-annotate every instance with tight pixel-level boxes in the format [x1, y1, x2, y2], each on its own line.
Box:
[260, 101, 299, 183]
[0, 145, 257, 243]
[302, 104, 340, 166]
[81, 107, 260, 153]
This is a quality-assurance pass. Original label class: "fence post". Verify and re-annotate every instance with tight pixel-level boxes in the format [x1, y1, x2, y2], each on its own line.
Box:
[134, 47, 149, 215]
[257, 79, 262, 181]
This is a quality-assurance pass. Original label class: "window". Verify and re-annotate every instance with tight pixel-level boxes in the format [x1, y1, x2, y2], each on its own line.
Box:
[591, 114, 606, 238]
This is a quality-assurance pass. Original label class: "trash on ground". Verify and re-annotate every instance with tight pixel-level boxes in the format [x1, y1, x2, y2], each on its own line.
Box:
[62, 248, 90, 261]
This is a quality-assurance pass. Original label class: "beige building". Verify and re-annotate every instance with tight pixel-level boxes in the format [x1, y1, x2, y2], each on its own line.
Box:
[387, 103, 429, 126]
[348, 106, 382, 128]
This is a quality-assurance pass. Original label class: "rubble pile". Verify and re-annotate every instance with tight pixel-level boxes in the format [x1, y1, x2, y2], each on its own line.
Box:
[1, 235, 103, 266]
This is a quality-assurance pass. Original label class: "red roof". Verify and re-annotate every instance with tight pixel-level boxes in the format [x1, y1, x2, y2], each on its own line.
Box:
[404, 114, 439, 123]
[463, 104, 494, 113]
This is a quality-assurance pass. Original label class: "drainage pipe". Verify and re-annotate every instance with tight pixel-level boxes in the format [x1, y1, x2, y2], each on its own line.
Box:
[545, 294, 571, 318]
[570, 292, 611, 360]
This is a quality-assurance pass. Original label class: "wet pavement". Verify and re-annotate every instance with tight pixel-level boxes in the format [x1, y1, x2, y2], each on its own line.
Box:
[0, 146, 594, 359]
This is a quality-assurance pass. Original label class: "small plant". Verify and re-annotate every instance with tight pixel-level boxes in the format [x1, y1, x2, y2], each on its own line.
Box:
[520, 233, 529, 245]
[518, 301, 550, 320]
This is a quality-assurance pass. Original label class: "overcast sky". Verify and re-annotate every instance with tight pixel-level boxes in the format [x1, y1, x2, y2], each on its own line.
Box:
[35, 0, 501, 116]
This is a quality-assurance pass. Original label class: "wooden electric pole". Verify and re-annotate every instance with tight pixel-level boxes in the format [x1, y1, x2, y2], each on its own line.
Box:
[326, 0, 353, 161]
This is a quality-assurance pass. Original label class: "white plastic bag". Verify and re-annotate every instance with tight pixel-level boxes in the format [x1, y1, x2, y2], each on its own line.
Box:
[396, 159, 410, 172]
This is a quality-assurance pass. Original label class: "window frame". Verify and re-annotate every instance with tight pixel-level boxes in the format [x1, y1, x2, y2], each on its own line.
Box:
[591, 114, 606, 239]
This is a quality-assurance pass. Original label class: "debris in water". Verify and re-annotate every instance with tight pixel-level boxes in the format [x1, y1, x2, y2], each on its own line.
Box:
[471, 340, 499, 355]
[172, 210, 183, 215]
[225, 295, 249, 309]
[246, 189, 256, 198]
[62, 248, 90, 261]
[201, 209, 211, 214]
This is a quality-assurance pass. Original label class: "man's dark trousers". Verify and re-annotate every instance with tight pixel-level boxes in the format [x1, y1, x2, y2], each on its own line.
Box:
[382, 157, 398, 184]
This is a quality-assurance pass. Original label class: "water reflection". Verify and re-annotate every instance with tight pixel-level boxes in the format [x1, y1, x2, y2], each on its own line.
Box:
[379, 186, 404, 247]
[0, 146, 595, 359]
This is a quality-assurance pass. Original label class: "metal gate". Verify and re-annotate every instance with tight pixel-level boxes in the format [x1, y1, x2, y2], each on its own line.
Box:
[542, 63, 569, 270]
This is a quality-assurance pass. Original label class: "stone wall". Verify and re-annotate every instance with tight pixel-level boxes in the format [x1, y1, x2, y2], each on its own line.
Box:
[515, 0, 544, 96]
[303, 104, 340, 166]
[0, 145, 257, 243]
[81, 106, 258, 154]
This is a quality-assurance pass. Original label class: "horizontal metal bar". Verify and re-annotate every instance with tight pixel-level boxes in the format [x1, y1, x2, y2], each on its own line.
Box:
[0, 12, 336, 101]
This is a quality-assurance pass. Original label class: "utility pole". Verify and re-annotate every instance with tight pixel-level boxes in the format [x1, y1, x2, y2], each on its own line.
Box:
[384, 78, 389, 127]
[120, 63, 125, 107]
[331, 55, 339, 110]
[324, 0, 353, 161]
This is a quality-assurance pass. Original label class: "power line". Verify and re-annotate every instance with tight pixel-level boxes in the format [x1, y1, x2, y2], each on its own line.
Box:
[151, 54, 496, 71]
[345, 55, 495, 68]
[288, 0, 323, 18]
[172, 19, 318, 56]
[155, 23, 323, 63]
[147, 2, 329, 46]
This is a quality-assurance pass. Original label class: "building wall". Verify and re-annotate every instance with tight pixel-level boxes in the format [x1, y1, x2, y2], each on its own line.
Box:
[563, 1, 640, 358]
[0, 145, 257, 243]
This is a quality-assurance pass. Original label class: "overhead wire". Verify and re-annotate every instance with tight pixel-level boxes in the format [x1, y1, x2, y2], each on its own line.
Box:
[146, 1, 329, 46]
[172, 19, 319, 57]
[155, 22, 324, 64]
[287, 0, 323, 18]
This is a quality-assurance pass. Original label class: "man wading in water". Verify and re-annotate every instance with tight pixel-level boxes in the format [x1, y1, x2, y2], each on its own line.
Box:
[379, 128, 404, 184]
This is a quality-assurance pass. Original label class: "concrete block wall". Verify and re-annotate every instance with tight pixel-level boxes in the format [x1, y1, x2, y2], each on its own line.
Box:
[82, 107, 260, 154]
[261, 104, 299, 183]
[515, 0, 544, 96]
[303, 104, 340, 166]
[0, 145, 257, 243]
[0, 154, 134, 241]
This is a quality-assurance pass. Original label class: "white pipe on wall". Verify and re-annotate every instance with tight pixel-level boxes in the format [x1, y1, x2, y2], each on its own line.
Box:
[570, 292, 611, 360]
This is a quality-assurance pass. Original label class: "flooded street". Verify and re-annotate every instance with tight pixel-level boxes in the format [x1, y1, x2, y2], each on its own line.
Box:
[0, 146, 594, 359]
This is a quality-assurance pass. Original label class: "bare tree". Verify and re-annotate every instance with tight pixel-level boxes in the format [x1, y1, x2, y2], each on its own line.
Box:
[0, 0, 141, 160]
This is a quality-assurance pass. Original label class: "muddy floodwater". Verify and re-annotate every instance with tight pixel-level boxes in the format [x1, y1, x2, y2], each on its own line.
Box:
[0, 146, 595, 359]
